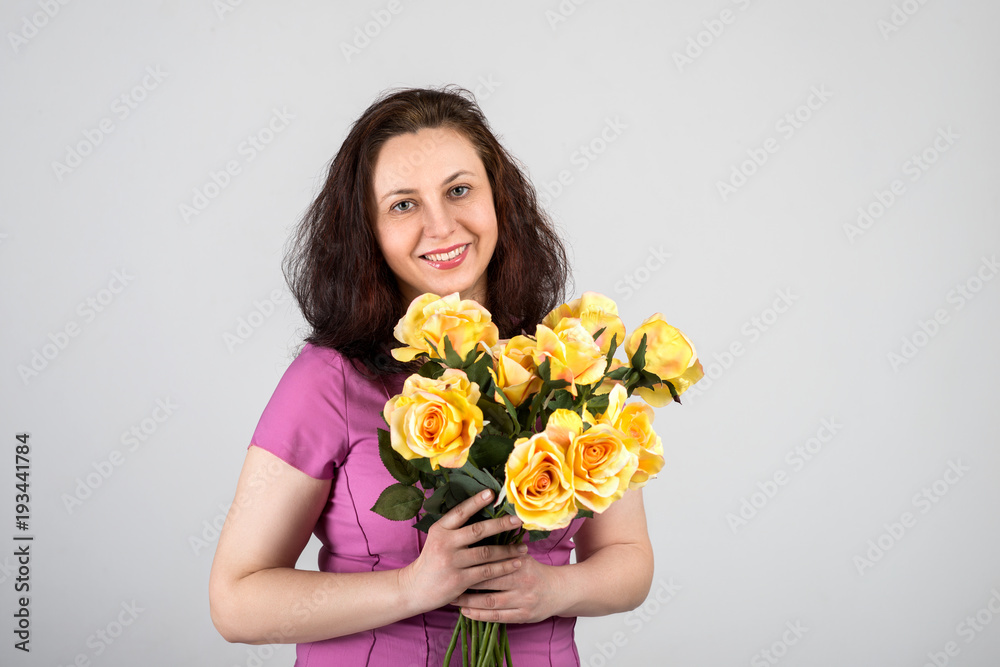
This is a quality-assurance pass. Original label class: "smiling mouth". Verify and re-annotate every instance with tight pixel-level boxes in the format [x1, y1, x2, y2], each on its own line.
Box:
[421, 244, 469, 262]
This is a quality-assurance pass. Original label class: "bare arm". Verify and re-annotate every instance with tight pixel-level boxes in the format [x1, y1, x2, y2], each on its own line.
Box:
[552, 486, 655, 617]
[208, 445, 527, 644]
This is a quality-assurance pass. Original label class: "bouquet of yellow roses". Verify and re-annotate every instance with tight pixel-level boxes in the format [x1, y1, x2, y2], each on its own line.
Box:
[371, 291, 703, 666]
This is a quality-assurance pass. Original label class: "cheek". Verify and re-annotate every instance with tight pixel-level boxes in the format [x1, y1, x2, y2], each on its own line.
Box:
[472, 205, 499, 253]
[376, 222, 417, 267]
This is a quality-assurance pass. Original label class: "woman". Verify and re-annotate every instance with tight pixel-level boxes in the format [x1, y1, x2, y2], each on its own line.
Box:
[209, 86, 654, 666]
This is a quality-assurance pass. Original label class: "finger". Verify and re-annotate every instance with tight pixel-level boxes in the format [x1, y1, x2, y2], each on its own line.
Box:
[453, 588, 513, 611]
[462, 556, 523, 590]
[436, 489, 496, 530]
[455, 542, 527, 569]
[457, 512, 522, 547]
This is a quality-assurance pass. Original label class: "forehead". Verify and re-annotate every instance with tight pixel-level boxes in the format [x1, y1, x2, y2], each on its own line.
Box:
[372, 127, 484, 192]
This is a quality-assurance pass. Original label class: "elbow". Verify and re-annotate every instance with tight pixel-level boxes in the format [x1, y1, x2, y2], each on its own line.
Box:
[620, 547, 655, 613]
[209, 575, 253, 644]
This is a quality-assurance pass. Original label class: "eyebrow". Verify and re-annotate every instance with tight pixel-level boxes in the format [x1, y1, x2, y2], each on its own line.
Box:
[378, 170, 474, 203]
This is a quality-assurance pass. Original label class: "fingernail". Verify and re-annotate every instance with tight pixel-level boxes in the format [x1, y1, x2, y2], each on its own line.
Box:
[509, 516, 520, 526]
[517, 544, 528, 553]
[481, 490, 492, 500]
[513, 559, 522, 568]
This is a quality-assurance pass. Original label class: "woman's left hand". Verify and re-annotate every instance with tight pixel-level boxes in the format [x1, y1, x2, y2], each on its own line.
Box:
[450, 554, 567, 624]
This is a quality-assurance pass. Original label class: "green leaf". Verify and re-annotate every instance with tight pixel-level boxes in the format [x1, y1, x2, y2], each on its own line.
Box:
[469, 434, 515, 470]
[574, 508, 595, 519]
[413, 512, 440, 533]
[584, 393, 609, 416]
[547, 391, 574, 411]
[377, 428, 419, 485]
[631, 333, 648, 372]
[479, 399, 514, 437]
[536, 358, 553, 383]
[591, 326, 607, 343]
[418, 470, 437, 491]
[604, 332, 619, 364]
[527, 530, 551, 542]
[442, 335, 464, 368]
[494, 385, 520, 428]
[457, 460, 502, 493]
[417, 359, 445, 380]
[465, 353, 494, 396]
[409, 456, 435, 474]
[371, 483, 424, 521]
[605, 366, 630, 381]
[448, 472, 487, 498]
[423, 485, 449, 515]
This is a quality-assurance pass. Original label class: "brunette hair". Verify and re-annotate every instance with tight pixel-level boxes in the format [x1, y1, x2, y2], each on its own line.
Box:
[283, 85, 570, 376]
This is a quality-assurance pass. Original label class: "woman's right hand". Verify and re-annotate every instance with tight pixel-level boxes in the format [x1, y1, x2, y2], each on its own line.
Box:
[399, 489, 528, 611]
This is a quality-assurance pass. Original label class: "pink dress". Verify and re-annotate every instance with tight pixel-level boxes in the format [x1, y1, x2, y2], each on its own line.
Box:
[249, 342, 584, 666]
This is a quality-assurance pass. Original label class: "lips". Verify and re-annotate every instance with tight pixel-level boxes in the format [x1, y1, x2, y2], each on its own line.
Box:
[420, 243, 470, 269]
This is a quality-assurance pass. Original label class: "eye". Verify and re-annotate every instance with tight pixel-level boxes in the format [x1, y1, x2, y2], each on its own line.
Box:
[390, 200, 413, 213]
[449, 185, 470, 197]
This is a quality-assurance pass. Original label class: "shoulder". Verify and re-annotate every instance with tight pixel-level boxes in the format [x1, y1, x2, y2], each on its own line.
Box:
[250, 343, 355, 478]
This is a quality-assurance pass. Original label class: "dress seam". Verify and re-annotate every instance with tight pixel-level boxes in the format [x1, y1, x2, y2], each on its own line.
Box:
[339, 358, 380, 666]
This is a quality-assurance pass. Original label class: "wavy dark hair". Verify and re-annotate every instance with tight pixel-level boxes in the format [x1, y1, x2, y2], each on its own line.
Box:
[283, 85, 571, 376]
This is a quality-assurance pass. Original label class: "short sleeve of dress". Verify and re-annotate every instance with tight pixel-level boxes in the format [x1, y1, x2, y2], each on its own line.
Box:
[248, 343, 350, 480]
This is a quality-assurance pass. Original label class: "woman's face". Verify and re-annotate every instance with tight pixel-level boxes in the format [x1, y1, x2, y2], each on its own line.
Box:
[371, 126, 498, 307]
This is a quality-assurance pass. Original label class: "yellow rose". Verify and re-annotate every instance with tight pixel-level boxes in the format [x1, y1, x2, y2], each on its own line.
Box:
[531, 318, 607, 397]
[383, 369, 483, 470]
[504, 410, 578, 531]
[615, 403, 663, 489]
[489, 335, 542, 407]
[543, 292, 626, 355]
[569, 420, 638, 513]
[624, 314, 704, 406]
[391, 293, 500, 363]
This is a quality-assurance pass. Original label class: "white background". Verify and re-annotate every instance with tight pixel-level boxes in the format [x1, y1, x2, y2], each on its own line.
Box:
[2, 1, 999, 665]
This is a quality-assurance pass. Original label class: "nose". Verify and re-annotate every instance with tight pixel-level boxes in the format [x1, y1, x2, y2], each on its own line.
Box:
[421, 199, 457, 239]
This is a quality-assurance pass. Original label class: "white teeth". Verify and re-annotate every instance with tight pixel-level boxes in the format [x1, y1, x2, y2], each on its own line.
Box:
[423, 244, 467, 262]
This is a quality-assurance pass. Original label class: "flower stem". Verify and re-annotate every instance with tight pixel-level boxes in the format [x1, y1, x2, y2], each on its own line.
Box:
[444, 613, 462, 666]
[461, 615, 469, 667]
